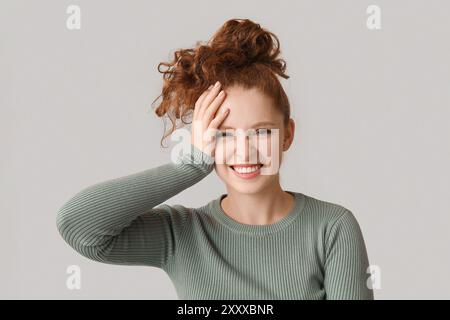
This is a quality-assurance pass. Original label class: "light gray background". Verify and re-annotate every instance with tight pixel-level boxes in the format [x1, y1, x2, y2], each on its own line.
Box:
[1, 0, 449, 299]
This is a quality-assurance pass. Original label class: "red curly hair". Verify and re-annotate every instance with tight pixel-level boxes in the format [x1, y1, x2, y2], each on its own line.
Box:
[151, 18, 290, 147]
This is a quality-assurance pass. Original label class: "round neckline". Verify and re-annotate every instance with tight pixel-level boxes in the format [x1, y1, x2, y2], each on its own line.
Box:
[210, 190, 306, 236]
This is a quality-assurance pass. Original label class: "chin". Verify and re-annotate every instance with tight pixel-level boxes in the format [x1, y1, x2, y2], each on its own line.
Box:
[228, 184, 268, 195]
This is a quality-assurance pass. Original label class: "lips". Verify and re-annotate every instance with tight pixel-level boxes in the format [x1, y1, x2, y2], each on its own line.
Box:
[231, 163, 263, 169]
[228, 163, 263, 179]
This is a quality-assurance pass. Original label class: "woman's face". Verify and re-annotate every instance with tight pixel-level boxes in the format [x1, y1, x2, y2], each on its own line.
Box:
[214, 85, 295, 195]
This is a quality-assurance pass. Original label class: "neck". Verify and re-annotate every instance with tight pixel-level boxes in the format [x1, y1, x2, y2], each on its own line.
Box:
[221, 182, 295, 225]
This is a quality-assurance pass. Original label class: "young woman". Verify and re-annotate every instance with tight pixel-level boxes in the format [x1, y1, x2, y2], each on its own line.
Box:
[56, 18, 374, 300]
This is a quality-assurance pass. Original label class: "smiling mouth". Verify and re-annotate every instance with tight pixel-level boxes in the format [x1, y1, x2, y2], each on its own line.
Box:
[229, 163, 263, 173]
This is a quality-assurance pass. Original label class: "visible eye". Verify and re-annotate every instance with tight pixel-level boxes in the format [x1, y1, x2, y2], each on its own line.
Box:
[216, 130, 234, 138]
[255, 128, 272, 136]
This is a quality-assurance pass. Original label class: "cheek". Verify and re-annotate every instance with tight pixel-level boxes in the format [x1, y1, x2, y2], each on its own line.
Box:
[214, 163, 238, 184]
[215, 138, 238, 165]
[254, 134, 283, 164]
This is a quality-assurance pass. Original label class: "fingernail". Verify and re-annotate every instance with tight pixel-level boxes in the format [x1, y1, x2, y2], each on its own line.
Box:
[208, 85, 213, 90]
[214, 81, 220, 88]
[218, 90, 224, 97]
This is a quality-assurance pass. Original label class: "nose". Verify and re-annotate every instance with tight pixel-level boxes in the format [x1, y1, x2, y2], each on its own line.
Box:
[233, 133, 259, 164]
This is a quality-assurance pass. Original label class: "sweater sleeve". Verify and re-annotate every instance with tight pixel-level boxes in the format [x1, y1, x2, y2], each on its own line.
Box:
[56, 144, 214, 270]
[323, 209, 374, 300]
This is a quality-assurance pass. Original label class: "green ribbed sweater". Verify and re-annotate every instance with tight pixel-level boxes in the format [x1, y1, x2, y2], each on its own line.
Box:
[56, 145, 374, 300]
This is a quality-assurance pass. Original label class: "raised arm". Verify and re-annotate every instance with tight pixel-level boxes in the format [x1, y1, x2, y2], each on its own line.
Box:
[56, 145, 213, 269]
[57, 81, 229, 270]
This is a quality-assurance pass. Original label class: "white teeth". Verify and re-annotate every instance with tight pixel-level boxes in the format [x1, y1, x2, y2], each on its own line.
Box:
[233, 165, 260, 174]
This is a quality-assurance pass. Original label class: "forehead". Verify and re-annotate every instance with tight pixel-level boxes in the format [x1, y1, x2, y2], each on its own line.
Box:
[218, 86, 282, 130]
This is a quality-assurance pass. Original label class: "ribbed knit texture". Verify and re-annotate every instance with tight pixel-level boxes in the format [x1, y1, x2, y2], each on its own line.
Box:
[56, 145, 374, 300]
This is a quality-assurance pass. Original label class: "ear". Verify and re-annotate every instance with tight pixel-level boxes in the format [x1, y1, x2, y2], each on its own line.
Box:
[282, 118, 295, 151]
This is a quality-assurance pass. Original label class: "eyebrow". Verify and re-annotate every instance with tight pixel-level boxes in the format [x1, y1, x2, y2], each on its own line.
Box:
[220, 121, 277, 130]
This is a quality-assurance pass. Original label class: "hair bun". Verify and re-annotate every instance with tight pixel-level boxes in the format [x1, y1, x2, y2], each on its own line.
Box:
[208, 19, 288, 78]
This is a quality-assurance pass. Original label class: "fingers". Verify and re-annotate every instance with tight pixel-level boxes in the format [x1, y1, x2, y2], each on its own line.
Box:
[191, 80, 228, 158]
[208, 107, 229, 129]
[193, 84, 213, 120]
[198, 81, 222, 119]
[204, 89, 226, 124]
